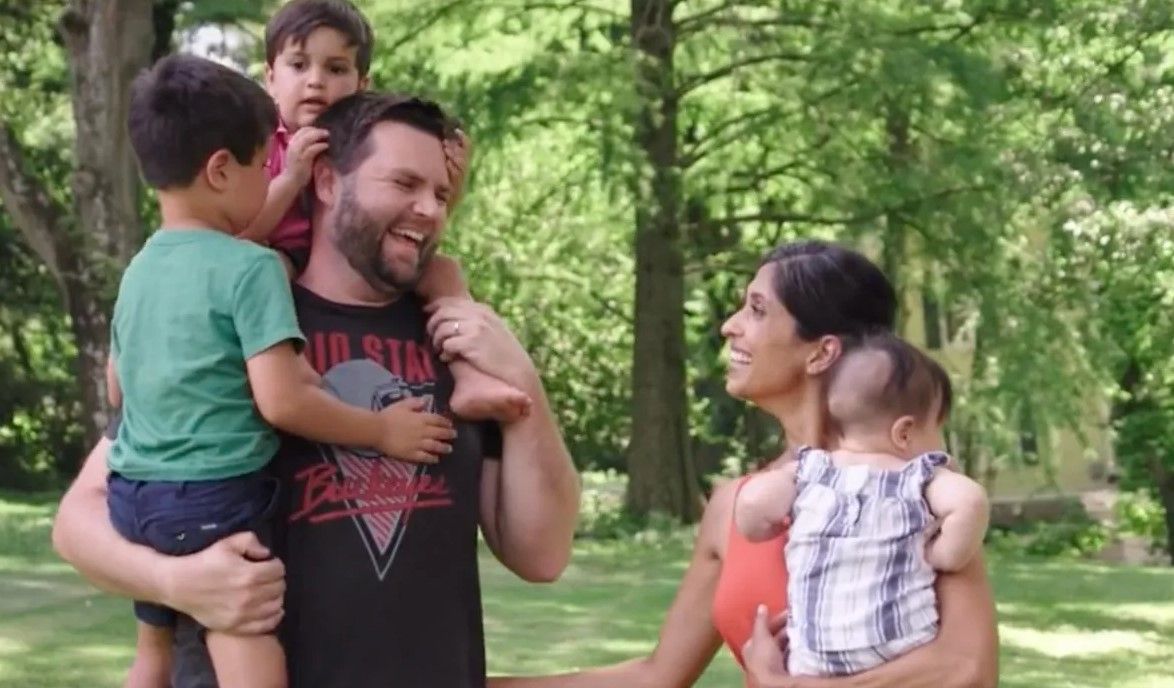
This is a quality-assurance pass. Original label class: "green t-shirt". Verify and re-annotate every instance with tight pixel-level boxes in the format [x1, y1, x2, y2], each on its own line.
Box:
[108, 228, 305, 481]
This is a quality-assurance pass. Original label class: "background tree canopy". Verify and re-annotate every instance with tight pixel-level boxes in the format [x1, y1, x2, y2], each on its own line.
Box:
[0, 0, 1171, 556]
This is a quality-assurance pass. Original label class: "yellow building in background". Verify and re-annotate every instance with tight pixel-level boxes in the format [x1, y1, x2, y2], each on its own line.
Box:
[898, 272, 1117, 504]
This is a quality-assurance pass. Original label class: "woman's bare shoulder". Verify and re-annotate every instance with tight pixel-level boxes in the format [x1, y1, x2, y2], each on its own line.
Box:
[699, 476, 748, 558]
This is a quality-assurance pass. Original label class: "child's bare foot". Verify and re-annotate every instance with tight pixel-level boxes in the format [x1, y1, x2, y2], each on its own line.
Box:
[450, 361, 532, 422]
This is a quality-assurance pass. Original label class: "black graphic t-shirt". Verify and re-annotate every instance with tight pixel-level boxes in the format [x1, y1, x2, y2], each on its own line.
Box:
[273, 285, 501, 688]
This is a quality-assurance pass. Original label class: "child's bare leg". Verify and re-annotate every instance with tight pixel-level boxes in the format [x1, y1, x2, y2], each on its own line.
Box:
[206, 631, 286, 688]
[449, 360, 533, 422]
[124, 622, 172, 688]
[418, 254, 532, 421]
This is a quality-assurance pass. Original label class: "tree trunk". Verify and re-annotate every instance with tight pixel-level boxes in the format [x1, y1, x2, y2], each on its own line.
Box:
[61, 0, 154, 445]
[1160, 481, 1174, 566]
[1150, 460, 1174, 566]
[624, 0, 701, 522]
[0, 0, 153, 450]
[881, 102, 914, 323]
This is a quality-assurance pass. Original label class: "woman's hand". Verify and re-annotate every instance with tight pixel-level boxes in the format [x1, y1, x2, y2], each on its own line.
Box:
[743, 604, 794, 688]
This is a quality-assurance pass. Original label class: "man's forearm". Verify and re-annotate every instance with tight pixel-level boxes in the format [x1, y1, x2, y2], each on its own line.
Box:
[52, 439, 171, 603]
[790, 648, 980, 688]
[495, 377, 580, 581]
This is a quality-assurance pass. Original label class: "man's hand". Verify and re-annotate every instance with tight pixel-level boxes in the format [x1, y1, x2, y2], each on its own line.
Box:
[743, 605, 793, 688]
[158, 532, 286, 635]
[375, 397, 456, 463]
[425, 298, 537, 385]
[281, 126, 329, 186]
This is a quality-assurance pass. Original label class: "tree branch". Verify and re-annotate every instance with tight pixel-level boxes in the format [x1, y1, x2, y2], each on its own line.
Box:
[383, 0, 470, 52]
[677, 51, 813, 97]
[500, 0, 624, 16]
[708, 184, 993, 229]
[680, 106, 779, 168]
[0, 123, 65, 287]
[718, 144, 831, 195]
[679, 4, 824, 38]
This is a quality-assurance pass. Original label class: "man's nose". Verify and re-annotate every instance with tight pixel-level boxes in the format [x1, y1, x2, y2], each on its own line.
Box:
[411, 191, 442, 220]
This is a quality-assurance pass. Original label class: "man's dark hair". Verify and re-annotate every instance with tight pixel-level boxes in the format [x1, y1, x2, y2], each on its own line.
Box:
[128, 54, 276, 190]
[266, 0, 374, 77]
[828, 332, 954, 433]
[313, 91, 453, 176]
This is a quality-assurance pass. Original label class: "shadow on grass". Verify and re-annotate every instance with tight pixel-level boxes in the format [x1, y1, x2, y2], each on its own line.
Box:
[1, 493, 1171, 688]
[992, 556, 1174, 688]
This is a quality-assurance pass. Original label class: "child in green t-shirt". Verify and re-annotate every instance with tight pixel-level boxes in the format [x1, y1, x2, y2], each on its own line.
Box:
[107, 54, 455, 688]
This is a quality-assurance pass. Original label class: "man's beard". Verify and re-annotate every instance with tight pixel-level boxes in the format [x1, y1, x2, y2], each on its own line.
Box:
[331, 182, 436, 296]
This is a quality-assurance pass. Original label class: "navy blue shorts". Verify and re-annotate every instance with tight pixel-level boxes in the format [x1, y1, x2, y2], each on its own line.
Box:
[107, 471, 279, 628]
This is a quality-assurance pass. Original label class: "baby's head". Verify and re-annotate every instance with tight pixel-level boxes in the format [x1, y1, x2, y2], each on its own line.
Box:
[264, 0, 374, 130]
[825, 333, 952, 458]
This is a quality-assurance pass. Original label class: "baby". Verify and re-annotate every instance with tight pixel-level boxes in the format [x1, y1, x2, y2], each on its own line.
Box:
[734, 332, 989, 676]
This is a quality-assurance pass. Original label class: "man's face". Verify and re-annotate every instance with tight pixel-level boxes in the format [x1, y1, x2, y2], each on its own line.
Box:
[327, 121, 451, 295]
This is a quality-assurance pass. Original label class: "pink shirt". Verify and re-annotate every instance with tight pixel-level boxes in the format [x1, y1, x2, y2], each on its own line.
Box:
[266, 121, 312, 250]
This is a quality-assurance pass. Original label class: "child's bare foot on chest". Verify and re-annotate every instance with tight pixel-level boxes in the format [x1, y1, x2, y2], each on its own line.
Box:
[450, 366, 532, 423]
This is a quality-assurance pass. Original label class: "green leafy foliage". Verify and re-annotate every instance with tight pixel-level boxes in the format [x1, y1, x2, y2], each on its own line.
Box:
[1, 0, 1173, 551]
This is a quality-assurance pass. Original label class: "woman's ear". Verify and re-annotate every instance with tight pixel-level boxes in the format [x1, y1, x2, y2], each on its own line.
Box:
[806, 335, 843, 376]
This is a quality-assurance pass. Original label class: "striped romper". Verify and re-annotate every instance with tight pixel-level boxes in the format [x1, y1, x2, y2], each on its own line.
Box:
[784, 447, 947, 676]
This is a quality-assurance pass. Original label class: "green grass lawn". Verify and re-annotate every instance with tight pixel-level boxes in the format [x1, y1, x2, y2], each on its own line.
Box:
[1, 492, 1172, 687]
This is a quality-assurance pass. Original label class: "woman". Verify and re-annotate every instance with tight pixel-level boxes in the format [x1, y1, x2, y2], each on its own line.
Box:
[494, 241, 998, 688]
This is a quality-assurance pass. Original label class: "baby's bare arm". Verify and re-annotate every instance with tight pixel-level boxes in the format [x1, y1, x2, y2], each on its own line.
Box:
[924, 470, 989, 572]
[734, 462, 798, 542]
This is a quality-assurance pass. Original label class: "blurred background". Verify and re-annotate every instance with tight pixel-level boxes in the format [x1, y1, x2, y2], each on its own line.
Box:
[0, 1, 1171, 686]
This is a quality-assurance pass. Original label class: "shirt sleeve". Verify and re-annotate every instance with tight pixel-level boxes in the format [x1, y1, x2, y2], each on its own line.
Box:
[232, 252, 306, 359]
[480, 421, 503, 461]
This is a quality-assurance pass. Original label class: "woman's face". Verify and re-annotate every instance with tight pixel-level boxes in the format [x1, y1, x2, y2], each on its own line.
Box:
[721, 264, 822, 404]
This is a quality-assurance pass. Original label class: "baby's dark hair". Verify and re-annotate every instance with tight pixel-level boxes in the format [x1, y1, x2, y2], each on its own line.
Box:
[826, 332, 953, 436]
[128, 55, 276, 190]
[266, 0, 374, 76]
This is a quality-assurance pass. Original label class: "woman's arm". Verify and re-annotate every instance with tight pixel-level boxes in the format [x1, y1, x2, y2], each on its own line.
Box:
[489, 481, 744, 688]
[746, 553, 998, 688]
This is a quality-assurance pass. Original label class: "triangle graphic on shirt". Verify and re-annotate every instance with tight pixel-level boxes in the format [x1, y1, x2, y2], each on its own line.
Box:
[313, 358, 444, 581]
[320, 447, 422, 581]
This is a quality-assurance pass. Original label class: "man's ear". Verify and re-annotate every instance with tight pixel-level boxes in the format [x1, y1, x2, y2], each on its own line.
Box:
[891, 416, 916, 451]
[204, 149, 233, 191]
[358, 74, 370, 91]
[313, 158, 337, 207]
[806, 335, 843, 376]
